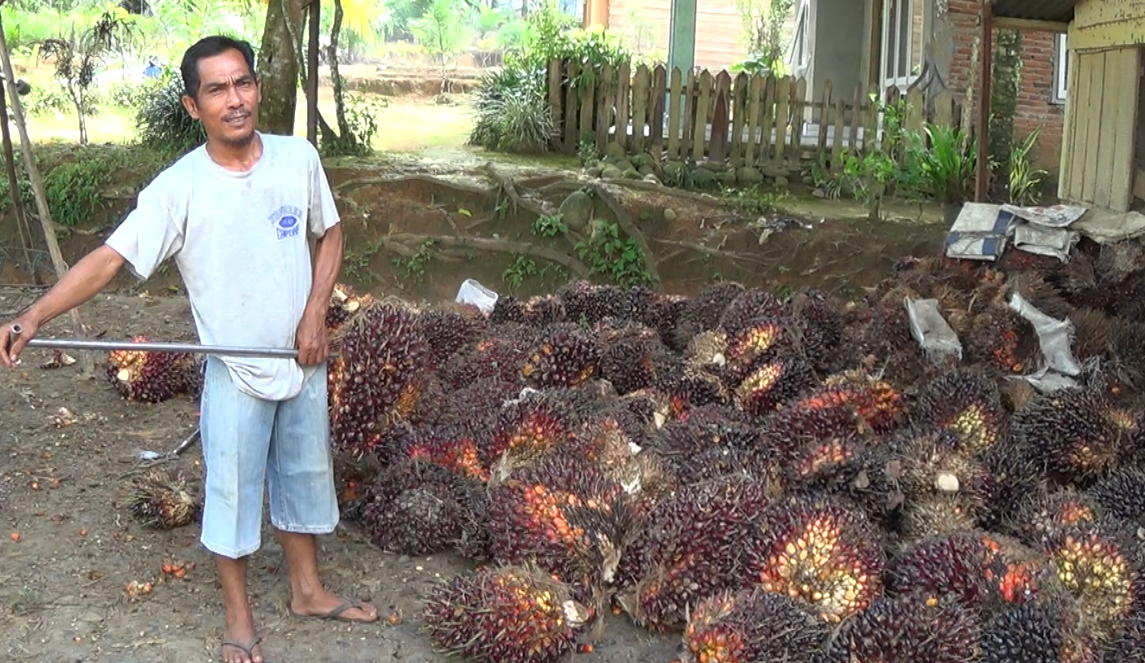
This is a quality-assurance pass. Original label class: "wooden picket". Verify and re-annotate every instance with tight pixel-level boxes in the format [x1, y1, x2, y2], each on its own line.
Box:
[546, 58, 964, 173]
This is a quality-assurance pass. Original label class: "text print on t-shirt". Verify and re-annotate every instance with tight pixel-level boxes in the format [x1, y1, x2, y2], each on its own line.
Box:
[270, 204, 303, 240]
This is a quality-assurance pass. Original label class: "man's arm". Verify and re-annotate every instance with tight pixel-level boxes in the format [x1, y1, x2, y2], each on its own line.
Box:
[0, 246, 125, 367]
[296, 145, 345, 366]
[0, 172, 184, 369]
[305, 222, 344, 316]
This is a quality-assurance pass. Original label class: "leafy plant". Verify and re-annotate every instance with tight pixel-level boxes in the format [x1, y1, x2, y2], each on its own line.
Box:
[468, 65, 553, 153]
[574, 219, 653, 288]
[1008, 127, 1048, 206]
[134, 70, 206, 156]
[38, 10, 135, 144]
[841, 149, 899, 220]
[903, 124, 977, 205]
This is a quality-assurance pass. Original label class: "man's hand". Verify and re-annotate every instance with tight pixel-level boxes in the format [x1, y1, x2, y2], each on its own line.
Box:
[295, 307, 329, 366]
[0, 316, 38, 368]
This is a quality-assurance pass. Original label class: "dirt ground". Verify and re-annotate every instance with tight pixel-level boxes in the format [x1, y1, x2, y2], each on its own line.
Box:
[0, 292, 682, 663]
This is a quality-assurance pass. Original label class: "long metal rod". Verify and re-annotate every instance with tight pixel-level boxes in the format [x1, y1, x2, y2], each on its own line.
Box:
[10, 323, 305, 358]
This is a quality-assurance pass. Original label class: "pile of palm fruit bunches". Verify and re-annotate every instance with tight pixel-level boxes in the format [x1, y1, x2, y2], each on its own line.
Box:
[106, 239, 1145, 663]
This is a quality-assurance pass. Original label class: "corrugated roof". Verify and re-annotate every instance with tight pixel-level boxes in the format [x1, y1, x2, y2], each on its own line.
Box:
[990, 0, 1078, 23]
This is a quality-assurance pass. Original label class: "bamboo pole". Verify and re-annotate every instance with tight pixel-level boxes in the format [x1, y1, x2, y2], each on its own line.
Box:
[0, 7, 94, 375]
[0, 75, 33, 273]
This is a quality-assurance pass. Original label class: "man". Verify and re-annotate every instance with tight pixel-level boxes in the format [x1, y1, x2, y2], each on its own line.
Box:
[0, 35, 378, 663]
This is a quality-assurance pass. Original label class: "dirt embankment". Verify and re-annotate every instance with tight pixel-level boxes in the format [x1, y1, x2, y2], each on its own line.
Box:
[0, 151, 950, 309]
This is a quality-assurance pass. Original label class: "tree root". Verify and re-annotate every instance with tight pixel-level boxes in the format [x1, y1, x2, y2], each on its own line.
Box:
[382, 232, 590, 278]
[478, 161, 552, 217]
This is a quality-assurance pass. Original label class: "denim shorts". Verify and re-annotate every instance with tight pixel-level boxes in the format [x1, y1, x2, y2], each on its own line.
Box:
[198, 357, 339, 558]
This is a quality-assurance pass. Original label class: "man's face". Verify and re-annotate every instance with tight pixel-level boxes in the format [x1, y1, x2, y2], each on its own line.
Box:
[181, 48, 261, 149]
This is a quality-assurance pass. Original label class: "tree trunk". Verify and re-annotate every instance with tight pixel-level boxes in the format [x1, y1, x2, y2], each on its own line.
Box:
[257, 0, 306, 135]
[329, 0, 351, 140]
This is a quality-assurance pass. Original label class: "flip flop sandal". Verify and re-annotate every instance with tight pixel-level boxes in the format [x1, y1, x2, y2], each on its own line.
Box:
[292, 600, 376, 622]
[221, 635, 270, 663]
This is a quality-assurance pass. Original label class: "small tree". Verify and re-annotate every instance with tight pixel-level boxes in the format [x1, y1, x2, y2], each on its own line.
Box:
[39, 11, 134, 144]
[733, 0, 793, 75]
[411, 0, 469, 94]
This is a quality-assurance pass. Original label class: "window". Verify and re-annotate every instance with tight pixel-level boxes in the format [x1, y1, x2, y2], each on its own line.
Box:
[1052, 32, 1068, 104]
[878, 0, 926, 100]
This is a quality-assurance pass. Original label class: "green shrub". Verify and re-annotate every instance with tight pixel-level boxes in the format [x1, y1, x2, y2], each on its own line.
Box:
[107, 77, 162, 110]
[21, 82, 70, 118]
[134, 72, 205, 156]
[468, 66, 552, 153]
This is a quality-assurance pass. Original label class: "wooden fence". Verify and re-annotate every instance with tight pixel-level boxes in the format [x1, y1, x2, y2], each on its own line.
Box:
[545, 58, 965, 174]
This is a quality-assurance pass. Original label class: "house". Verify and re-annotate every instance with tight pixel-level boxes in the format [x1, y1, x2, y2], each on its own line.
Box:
[788, 0, 1070, 176]
[583, 0, 798, 73]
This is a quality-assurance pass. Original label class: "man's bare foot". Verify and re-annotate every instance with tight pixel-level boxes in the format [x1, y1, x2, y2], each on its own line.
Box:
[291, 589, 379, 623]
[221, 617, 263, 663]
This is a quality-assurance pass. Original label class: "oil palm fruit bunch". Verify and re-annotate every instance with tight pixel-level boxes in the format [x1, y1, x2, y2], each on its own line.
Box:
[618, 475, 771, 632]
[1042, 521, 1138, 642]
[1004, 489, 1100, 547]
[106, 336, 203, 403]
[357, 459, 488, 558]
[487, 455, 637, 594]
[822, 593, 981, 663]
[669, 281, 745, 351]
[979, 600, 1099, 663]
[780, 433, 901, 528]
[716, 287, 786, 338]
[521, 322, 600, 389]
[676, 587, 828, 663]
[733, 356, 819, 417]
[520, 294, 567, 327]
[886, 531, 1043, 617]
[913, 368, 1008, 455]
[330, 299, 432, 458]
[440, 336, 529, 389]
[890, 426, 996, 540]
[1010, 385, 1138, 484]
[555, 280, 633, 325]
[125, 467, 201, 530]
[415, 306, 486, 367]
[746, 494, 886, 623]
[1088, 467, 1145, 528]
[397, 422, 488, 481]
[420, 564, 591, 663]
[483, 395, 572, 470]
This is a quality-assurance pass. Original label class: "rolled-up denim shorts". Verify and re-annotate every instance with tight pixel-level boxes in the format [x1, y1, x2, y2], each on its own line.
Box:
[198, 357, 339, 559]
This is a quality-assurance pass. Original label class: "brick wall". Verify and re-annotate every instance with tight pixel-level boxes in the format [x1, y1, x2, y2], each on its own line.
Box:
[945, 0, 1065, 177]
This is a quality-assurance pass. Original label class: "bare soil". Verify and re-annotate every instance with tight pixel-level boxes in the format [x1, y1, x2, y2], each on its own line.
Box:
[0, 149, 951, 662]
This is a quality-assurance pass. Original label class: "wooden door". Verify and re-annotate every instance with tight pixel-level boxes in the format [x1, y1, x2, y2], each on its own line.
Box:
[1059, 46, 1142, 212]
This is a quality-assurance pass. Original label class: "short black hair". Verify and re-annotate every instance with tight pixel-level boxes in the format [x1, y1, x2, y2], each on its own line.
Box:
[180, 35, 257, 99]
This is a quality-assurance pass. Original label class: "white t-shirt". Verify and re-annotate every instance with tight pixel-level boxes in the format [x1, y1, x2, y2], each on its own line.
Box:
[105, 132, 340, 401]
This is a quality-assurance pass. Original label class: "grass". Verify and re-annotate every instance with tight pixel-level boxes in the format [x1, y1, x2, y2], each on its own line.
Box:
[17, 88, 476, 154]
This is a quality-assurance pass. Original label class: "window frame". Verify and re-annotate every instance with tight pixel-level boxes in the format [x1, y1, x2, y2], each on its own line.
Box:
[1052, 32, 1068, 105]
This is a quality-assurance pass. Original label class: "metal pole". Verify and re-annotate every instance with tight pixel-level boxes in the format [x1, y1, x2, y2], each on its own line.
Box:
[10, 323, 309, 358]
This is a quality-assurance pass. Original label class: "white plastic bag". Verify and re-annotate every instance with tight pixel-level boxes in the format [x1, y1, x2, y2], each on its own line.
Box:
[455, 278, 499, 313]
[905, 297, 963, 360]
